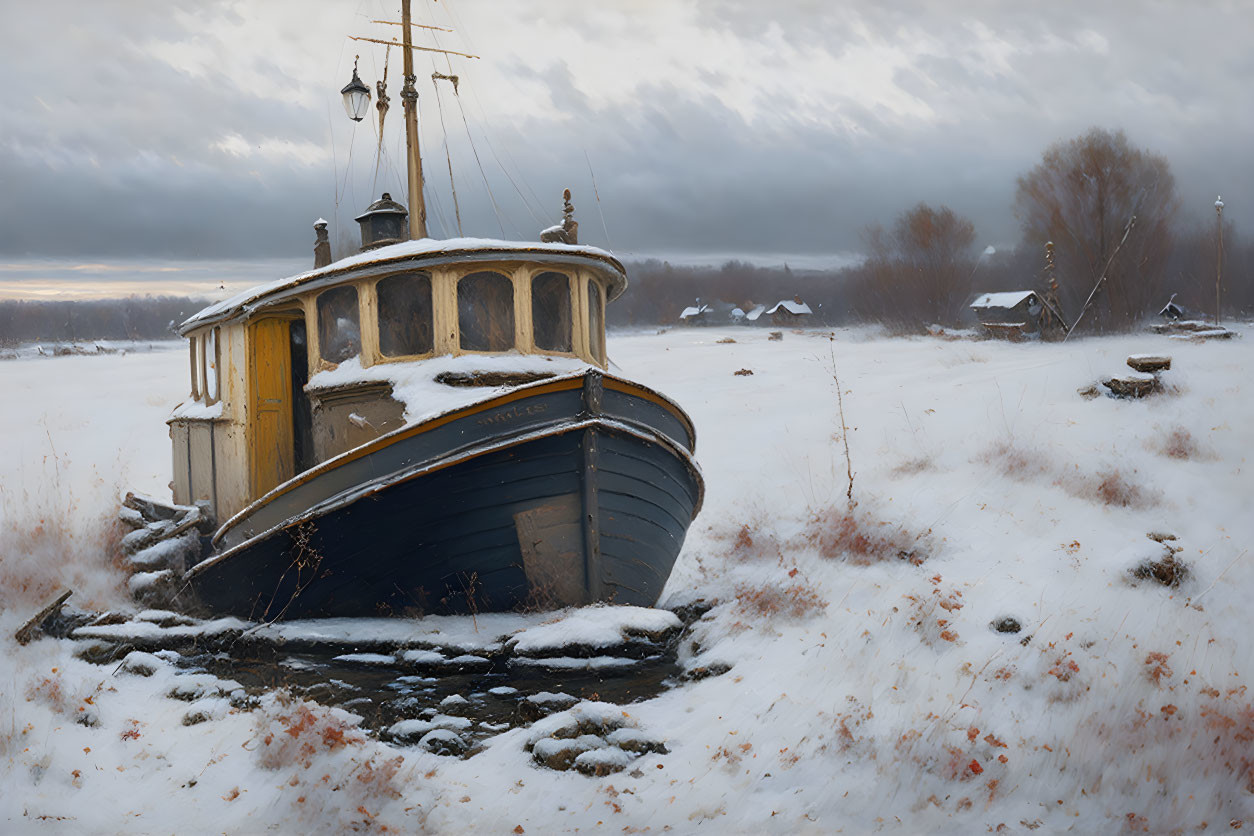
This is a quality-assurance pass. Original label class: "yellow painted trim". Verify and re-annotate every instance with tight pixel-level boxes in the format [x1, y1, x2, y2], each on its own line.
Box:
[360, 277, 380, 366]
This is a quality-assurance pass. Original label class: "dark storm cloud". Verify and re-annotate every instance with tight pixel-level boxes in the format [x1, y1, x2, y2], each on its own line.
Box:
[1, 0, 1252, 282]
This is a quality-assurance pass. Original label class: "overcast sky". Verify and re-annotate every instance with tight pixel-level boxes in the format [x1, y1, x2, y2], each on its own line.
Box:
[1, 0, 1251, 297]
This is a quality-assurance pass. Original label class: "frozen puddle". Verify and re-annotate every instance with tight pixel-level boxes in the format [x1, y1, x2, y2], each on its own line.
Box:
[59, 604, 710, 759]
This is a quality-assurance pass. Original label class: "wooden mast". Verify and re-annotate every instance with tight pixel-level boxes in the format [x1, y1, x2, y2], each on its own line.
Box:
[400, 0, 427, 240]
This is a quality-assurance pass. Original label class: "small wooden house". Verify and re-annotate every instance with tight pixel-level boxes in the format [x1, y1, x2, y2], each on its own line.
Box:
[678, 303, 711, 325]
[970, 290, 1063, 339]
[767, 297, 812, 326]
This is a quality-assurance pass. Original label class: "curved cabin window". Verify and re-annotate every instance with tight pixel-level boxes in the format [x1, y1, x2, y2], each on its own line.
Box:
[205, 327, 220, 402]
[531, 272, 572, 353]
[189, 336, 201, 399]
[458, 271, 514, 352]
[587, 280, 606, 364]
[317, 285, 361, 363]
[377, 272, 434, 357]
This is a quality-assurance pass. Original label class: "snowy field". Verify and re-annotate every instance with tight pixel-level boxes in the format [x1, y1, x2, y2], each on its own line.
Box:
[2, 325, 1253, 833]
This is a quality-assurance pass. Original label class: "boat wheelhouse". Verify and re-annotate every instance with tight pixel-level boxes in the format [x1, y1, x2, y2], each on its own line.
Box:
[168, 229, 703, 619]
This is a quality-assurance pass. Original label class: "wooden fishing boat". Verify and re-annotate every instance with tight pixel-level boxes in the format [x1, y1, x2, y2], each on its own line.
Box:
[168, 234, 702, 618]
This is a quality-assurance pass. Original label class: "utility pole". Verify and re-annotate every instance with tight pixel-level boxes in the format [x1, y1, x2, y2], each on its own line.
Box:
[400, 0, 428, 240]
[1215, 195, 1224, 325]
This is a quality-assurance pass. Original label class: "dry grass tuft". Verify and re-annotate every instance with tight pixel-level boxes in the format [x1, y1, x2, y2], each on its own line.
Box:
[981, 441, 1053, 480]
[255, 692, 368, 771]
[734, 581, 827, 620]
[1144, 652, 1173, 687]
[0, 452, 129, 611]
[890, 456, 934, 478]
[1161, 427, 1199, 460]
[1151, 425, 1211, 461]
[982, 442, 1159, 508]
[713, 518, 784, 564]
[903, 576, 964, 646]
[1091, 469, 1153, 508]
[805, 506, 930, 566]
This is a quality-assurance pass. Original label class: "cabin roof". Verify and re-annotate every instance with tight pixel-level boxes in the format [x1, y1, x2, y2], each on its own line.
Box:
[971, 290, 1038, 309]
[767, 299, 812, 315]
[179, 237, 627, 335]
[679, 304, 711, 319]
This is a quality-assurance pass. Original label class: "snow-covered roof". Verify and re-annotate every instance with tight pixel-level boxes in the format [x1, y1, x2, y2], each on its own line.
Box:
[766, 299, 812, 316]
[744, 304, 766, 322]
[679, 304, 710, 319]
[179, 237, 626, 335]
[971, 290, 1038, 309]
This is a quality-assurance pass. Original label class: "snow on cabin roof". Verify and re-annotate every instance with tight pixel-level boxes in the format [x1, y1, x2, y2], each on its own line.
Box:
[971, 290, 1038, 309]
[680, 304, 711, 319]
[179, 237, 626, 335]
[744, 304, 766, 321]
[766, 299, 812, 316]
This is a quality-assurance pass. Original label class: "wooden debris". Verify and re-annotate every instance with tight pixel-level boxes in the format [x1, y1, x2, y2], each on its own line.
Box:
[1127, 354, 1171, 373]
[715, 337, 736, 344]
[14, 589, 73, 645]
[733, 369, 754, 376]
[123, 492, 189, 523]
[768, 332, 783, 341]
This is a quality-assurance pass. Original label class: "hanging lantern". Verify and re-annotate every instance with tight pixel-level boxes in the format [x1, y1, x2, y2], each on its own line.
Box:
[341, 57, 371, 122]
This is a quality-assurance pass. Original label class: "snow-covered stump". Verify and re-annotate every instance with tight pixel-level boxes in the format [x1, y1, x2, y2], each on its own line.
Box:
[1102, 371, 1160, 399]
[1127, 354, 1171, 373]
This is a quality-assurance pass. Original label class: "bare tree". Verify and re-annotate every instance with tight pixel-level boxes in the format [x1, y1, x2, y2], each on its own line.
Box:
[848, 204, 976, 328]
[894, 203, 977, 324]
[1015, 128, 1178, 331]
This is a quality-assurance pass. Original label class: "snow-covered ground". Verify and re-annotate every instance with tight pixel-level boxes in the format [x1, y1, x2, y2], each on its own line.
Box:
[2, 326, 1253, 833]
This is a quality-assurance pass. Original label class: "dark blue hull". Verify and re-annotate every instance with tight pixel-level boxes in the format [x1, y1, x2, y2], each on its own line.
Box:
[187, 371, 702, 619]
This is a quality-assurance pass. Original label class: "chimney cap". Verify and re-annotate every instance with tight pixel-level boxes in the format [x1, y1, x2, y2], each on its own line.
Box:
[355, 193, 408, 222]
[355, 193, 409, 251]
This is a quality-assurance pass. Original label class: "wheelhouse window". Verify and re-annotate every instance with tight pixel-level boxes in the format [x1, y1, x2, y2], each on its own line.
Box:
[317, 285, 361, 363]
[377, 272, 434, 357]
[189, 336, 201, 399]
[205, 327, 220, 402]
[458, 271, 514, 352]
[587, 280, 605, 364]
[531, 272, 572, 353]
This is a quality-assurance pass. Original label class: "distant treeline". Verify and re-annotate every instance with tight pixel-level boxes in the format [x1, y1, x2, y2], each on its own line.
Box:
[0, 296, 208, 345]
[612, 226, 1254, 332]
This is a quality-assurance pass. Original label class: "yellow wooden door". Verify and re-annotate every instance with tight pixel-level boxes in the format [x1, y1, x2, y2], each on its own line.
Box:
[249, 318, 295, 498]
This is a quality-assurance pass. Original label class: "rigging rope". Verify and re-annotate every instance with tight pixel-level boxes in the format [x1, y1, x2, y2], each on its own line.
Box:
[371, 46, 391, 196]
[584, 149, 612, 248]
[432, 70, 463, 236]
[427, 45, 507, 235]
